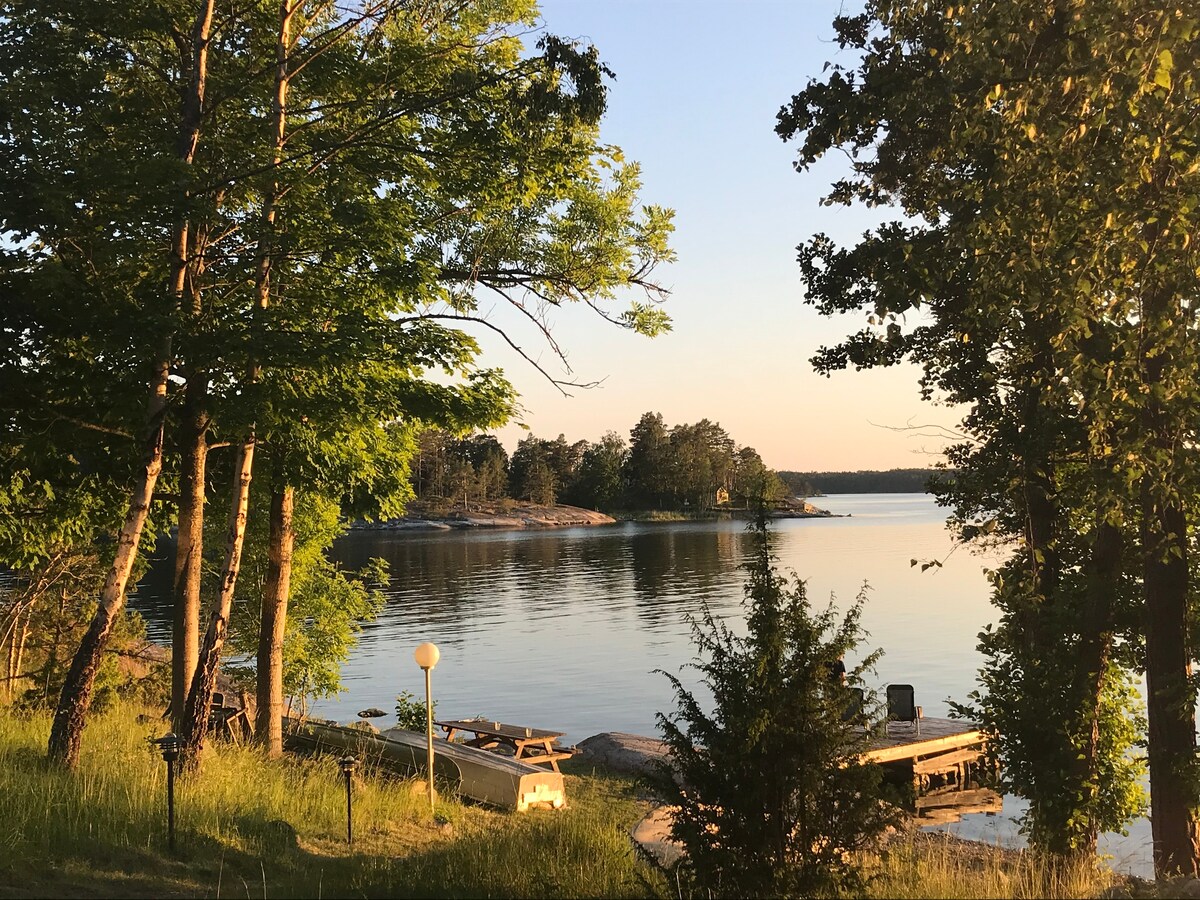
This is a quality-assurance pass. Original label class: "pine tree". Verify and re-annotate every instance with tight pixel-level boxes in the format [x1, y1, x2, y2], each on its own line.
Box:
[654, 515, 897, 897]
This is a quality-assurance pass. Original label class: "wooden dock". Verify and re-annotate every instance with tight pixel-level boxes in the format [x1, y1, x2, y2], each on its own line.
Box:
[863, 717, 995, 803]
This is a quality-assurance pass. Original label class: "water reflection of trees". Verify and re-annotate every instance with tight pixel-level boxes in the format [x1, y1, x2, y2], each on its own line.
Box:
[135, 524, 761, 644]
[333, 525, 756, 634]
[629, 525, 750, 630]
[334, 532, 517, 630]
[334, 530, 631, 629]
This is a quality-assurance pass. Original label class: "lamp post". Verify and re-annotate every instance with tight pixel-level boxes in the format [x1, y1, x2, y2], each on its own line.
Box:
[413, 641, 440, 814]
[338, 755, 357, 845]
[153, 732, 180, 851]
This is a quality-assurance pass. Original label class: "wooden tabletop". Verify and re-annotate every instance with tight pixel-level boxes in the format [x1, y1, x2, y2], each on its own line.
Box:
[436, 719, 563, 741]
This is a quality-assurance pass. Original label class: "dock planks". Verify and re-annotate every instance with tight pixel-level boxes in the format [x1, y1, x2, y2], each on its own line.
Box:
[861, 717, 994, 812]
[863, 717, 984, 765]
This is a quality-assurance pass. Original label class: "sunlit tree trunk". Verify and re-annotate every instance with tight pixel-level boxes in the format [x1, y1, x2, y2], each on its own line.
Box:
[46, 0, 215, 769]
[179, 438, 255, 767]
[48, 359, 170, 767]
[179, 0, 296, 770]
[257, 485, 294, 756]
[171, 375, 208, 728]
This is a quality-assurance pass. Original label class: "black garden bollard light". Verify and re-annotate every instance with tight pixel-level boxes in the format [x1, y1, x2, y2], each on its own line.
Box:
[152, 732, 180, 852]
[339, 755, 357, 846]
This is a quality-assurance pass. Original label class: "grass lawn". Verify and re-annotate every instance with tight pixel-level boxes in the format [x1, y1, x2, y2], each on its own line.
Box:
[0, 704, 665, 898]
[0, 703, 1129, 898]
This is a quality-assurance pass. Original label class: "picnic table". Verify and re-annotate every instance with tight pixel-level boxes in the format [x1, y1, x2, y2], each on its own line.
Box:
[435, 719, 574, 772]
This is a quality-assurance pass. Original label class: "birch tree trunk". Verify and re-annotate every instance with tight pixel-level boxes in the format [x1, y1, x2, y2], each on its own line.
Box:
[256, 485, 294, 756]
[179, 0, 296, 769]
[48, 358, 170, 766]
[47, 0, 215, 767]
[179, 438, 255, 766]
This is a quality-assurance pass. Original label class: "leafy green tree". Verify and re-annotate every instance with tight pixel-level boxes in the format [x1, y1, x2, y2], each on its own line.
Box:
[452, 435, 510, 502]
[5, 0, 674, 767]
[0, 0, 221, 768]
[654, 516, 895, 897]
[509, 435, 559, 505]
[187, 0, 673, 761]
[731, 446, 789, 507]
[669, 420, 734, 510]
[778, 0, 1188, 867]
[414, 429, 452, 501]
[957, 548, 1146, 855]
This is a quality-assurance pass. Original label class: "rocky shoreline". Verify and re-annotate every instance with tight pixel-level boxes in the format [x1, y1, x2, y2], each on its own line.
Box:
[353, 503, 617, 531]
[353, 499, 838, 532]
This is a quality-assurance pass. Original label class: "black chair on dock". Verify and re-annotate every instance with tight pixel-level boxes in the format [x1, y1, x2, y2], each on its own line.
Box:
[886, 684, 922, 736]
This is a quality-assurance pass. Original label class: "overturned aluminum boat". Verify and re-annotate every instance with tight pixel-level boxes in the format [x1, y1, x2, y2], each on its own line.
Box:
[283, 718, 566, 812]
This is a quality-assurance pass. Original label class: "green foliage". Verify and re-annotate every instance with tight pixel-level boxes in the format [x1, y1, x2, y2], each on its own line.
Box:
[2, 579, 154, 714]
[227, 491, 385, 705]
[624, 411, 673, 510]
[954, 561, 1147, 854]
[509, 434, 579, 505]
[653, 517, 897, 897]
[411, 414, 796, 515]
[779, 0, 1185, 857]
[563, 431, 627, 511]
[394, 690, 434, 732]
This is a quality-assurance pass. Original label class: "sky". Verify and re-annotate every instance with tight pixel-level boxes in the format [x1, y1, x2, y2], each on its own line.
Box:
[474, 0, 965, 472]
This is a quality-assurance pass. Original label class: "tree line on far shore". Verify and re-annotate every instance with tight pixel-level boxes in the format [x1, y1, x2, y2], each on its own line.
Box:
[409, 412, 791, 513]
[778, 468, 941, 496]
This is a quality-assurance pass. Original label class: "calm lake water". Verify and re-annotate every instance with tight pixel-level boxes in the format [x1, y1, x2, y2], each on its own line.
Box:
[132, 492, 1153, 875]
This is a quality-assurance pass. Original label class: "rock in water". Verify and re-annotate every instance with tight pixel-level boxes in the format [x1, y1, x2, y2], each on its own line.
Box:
[576, 732, 671, 776]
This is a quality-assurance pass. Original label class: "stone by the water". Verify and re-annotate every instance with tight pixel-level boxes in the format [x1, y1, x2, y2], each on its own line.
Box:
[576, 732, 671, 777]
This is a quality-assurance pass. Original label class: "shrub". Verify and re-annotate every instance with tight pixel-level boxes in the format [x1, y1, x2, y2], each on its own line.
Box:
[395, 690, 434, 731]
[653, 515, 899, 897]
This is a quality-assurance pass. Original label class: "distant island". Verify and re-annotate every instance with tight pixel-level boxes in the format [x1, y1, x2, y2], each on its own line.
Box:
[357, 501, 616, 531]
[778, 468, 950, 496]
[358, 497, 836, 531]
[401, 419, 947, 521]
[407, 414, 799, 517]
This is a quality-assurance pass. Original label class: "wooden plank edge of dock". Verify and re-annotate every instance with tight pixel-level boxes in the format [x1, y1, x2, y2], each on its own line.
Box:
[862, 729, 985, 765]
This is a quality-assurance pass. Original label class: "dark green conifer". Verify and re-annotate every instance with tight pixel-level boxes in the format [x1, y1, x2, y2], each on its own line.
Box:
[653, 513, 898, 898]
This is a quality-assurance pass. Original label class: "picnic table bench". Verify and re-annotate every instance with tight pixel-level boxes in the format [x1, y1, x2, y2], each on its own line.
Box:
[435, 719, 575, 772]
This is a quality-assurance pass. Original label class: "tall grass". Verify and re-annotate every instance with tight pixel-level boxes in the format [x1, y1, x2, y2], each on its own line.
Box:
[866, 834, 1120, 900]
[0, 705, 665, 898]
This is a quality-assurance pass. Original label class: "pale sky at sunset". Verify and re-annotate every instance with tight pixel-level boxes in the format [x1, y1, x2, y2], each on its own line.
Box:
[482, 0, 965, 472]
